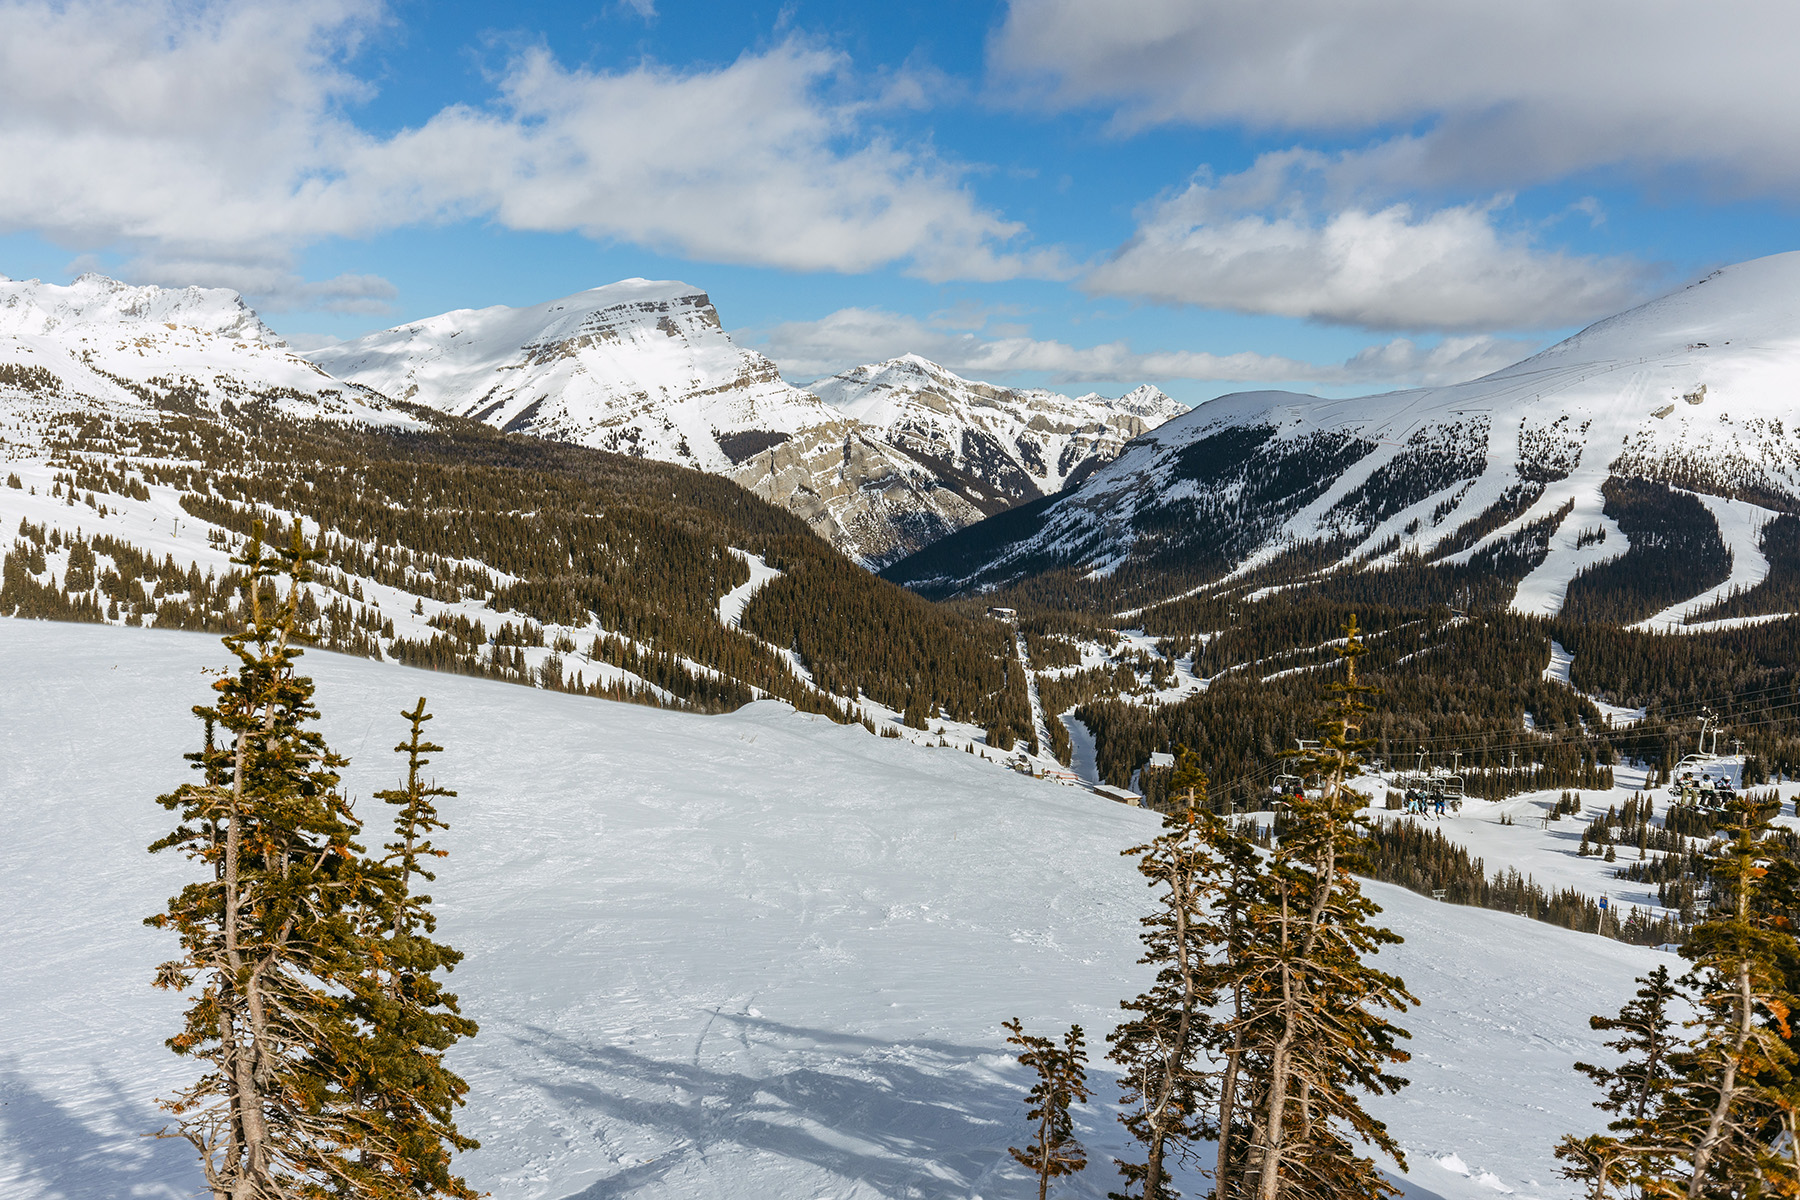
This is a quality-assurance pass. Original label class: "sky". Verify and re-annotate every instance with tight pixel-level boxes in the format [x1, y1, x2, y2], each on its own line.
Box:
[3, 0, 1800, 404]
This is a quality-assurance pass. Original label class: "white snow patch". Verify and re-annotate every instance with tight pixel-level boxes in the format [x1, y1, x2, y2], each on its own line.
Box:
[1633, 492, 1778, 631]
[1509, 481, 1625, 618]
[717, 549, 782, 629]
[0, 620, 1690, 1200]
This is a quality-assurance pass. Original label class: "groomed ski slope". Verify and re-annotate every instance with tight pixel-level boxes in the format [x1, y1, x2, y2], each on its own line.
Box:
[0, 619, 1668, 1200]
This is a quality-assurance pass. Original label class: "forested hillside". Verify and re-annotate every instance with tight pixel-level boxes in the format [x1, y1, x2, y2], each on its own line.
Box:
[0, 400, 1037, 746]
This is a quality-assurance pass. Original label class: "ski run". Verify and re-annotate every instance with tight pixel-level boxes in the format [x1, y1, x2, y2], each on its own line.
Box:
[9, 618, 1796, 1200]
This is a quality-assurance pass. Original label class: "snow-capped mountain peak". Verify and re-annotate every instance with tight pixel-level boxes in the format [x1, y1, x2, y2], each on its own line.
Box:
[311, 286, 1187, 567]
[0, 272, 405, 436]
[0, 273, 279, 344]
[307, 279, 827, 470]
[887, 251, 1800, 625]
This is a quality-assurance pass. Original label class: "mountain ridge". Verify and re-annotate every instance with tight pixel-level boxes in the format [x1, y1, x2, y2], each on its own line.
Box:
[306, 283, 1182, 566]
[885, 252, 1800, 629]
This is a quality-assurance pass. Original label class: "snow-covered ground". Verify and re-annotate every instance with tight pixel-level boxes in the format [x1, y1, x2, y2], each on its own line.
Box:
[0, 619, 1680, 1200]
[716, 550, 782, 629]
[1542, 640, 1646, 726]
[1060, 711, 1102, 787]
[1509, 473, 1626, 618]
[1633, 492, 1778, 632]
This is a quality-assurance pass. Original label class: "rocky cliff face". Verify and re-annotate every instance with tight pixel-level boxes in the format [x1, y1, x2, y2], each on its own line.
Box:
[310, 283, 1183, 567]
[809, 355, 1185, 505]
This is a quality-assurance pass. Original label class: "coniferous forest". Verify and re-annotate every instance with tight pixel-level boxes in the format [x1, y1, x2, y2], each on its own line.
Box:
[9, 370, 1800, 1198]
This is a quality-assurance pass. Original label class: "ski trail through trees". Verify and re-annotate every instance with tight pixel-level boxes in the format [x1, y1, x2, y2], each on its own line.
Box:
[1015, 631, 1053, 757]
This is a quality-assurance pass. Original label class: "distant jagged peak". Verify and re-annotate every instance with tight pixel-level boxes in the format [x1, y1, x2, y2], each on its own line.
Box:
[0, 272, 279, 344]
[1081, 382, 1185, 418]
[810, 353, 1181, 422]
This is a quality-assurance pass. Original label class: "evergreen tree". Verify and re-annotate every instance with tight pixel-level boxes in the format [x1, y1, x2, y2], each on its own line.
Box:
[1198, 802, 1265, 1196]
[1108, 768, 1223, 1200]
[1004, 1019, 1091, 1200]
[1554, 966, 1681, 1198]
[1642, 794, 1799, 1196]
[1580, 966, 1682, 1130]
[334, 699, 481, 1198]
[146, 524, 389, 1198]
[1230, 615, 1415, 1200]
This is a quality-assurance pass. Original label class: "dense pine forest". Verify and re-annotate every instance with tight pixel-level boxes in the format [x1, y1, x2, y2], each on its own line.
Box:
[0, 401, 1037, 746]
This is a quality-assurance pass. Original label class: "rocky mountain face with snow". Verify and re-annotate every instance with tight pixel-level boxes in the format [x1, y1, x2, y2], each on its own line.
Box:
[0, 273, 402, 435]
[307, 283, 1181, 567]
[887, 253, 1800, 629]
[807, 353, 1183, 507]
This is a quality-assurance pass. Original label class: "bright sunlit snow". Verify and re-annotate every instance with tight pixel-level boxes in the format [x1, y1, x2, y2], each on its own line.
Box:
[0, 619, 1676, 1200]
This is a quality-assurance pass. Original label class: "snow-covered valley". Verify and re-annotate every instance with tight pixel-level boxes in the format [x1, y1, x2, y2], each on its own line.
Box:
[0, 618, 1684, 1200]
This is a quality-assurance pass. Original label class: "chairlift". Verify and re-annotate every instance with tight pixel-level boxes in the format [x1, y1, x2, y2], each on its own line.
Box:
[1269, 772, 1304, 810]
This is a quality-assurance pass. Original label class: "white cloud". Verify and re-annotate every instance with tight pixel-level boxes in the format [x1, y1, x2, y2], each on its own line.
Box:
[992, 0, 1800, 194]
[358, 43, 1065, 282]
[117, 256, 399, 314]
[1082, 154, 1656, 331]
[753, 305, 1537, 390]
[0, 1, 1059, 308]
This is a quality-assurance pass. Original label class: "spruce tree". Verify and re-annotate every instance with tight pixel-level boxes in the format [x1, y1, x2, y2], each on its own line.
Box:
[146, 524, 388, 1197]
[1230, 615, 1415, 1200]
[1199, 804, 1264, 1195]
[333, 698, 481, 1198]
[1004, 1019, 1091, 1200]
[1554, 966, 1681, 1198]
[1579, 966, 1681, 1129]
[1643, 793, 1799, 1196]
[1108, 766, 1223, 1200]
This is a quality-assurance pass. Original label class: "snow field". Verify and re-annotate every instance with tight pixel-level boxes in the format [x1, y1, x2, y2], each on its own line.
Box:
[0, 618, 1673, 1200]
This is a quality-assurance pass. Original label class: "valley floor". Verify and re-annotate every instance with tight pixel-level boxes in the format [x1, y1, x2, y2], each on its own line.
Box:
[1, 618, 1675, 1200]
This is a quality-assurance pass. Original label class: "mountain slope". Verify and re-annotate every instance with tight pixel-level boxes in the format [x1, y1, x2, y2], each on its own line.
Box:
[308, 285, 1182, 567]
[304, 280, 826, 469]
[0, 273, 403, 434]
[1, 617, 1669, 1200]
[809, 353, 1183, 504]
[886, 252, 1800, 623]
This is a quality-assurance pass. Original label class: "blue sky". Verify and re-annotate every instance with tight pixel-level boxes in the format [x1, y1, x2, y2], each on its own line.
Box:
[4, 0, 1799, 403]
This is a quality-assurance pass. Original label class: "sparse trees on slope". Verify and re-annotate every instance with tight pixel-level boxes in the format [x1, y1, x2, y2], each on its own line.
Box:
[1557, 794, 1800, 1198]
[146, 524, 479, 1198]
[1004, 1019, 1091, 1200]
[1650, 794, 1798, 1197]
